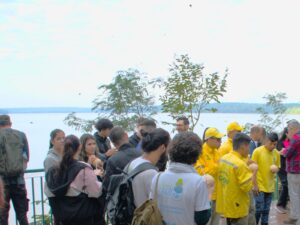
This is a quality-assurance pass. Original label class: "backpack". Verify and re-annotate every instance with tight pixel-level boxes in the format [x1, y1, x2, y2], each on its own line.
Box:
[0, 128, 24, 177]
[106, 162, 157, 225]
[132, 173, 164, 225]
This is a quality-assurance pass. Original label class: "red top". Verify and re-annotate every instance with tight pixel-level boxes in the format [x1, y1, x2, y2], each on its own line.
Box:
[283, 133, 300, 174]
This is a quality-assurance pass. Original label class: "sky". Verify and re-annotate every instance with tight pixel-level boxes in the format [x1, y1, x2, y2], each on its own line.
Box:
[1, 0, 300, 108]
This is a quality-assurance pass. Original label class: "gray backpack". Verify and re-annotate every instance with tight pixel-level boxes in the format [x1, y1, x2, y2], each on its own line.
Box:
[106, 162, 157, 225]
[0, 128, 24, 177]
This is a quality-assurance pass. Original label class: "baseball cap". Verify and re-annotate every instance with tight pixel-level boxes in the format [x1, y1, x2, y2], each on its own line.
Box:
[205, 127, 225, 140]
[227, 122, 244, 132]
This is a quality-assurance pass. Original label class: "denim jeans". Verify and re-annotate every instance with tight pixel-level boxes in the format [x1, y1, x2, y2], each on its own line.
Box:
[254, 192, 272, 224]
[0, 184, 29, 225]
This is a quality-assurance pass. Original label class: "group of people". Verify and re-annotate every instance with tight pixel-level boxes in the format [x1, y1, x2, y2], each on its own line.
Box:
[0, 114, 300, 225]
[193, 120, 300, 225]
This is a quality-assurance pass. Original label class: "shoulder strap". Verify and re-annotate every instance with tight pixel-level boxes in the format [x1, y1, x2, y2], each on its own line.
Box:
[128, 162, 157, 180]
[154, 173, 162, 200]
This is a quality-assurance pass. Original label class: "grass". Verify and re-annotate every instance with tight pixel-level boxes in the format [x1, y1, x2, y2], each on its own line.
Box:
[286, 107, 300, 114]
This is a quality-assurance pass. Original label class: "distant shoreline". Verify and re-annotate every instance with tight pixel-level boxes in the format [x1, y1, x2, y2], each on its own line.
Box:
[1, 103, 300, 114]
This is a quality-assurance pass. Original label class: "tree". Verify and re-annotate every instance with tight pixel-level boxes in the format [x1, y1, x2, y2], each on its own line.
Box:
[160, 54, 228, 131]
[65, 69, 157, 132]
[256, 92, 288, 132]
[64, 113, 96, 133]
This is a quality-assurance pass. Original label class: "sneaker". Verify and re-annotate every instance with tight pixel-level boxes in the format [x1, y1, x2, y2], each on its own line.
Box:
[275, 205, 287, 214]
[283, 219, 297, 224]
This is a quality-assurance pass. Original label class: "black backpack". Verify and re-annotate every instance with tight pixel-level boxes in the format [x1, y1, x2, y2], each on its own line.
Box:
[106, 162, 157, 225]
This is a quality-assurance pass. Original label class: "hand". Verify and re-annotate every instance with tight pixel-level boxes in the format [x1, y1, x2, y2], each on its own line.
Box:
[105, 148, 117, 157]
[247, 159, 256, 166]
[270, 165, 279, 173]
[252, 185, 259, 196]
[88, 155, 97, 164]
[92, 158, 104, 170]
[248, 163, 258, 172]
[94, 168, 104, 177]
[279, 148, 285, 155]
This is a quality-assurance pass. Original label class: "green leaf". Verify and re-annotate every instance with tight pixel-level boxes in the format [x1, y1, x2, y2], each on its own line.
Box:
[160, 54, 228, 131]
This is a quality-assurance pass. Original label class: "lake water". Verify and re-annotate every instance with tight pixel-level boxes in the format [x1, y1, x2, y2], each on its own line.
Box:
[8, 112, 300, 169]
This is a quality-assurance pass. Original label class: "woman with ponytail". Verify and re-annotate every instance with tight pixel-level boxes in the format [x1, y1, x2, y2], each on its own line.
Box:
[46, 135, 103, 225]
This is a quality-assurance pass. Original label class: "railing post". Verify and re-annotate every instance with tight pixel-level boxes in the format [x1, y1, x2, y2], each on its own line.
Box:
[40, 177, 45, 225]
[50, 209, 53, 225]
[275, 174, 279, 200]
[31, 177, 36, 225]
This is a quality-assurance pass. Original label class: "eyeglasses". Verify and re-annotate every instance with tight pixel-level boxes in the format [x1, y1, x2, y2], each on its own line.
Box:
[209, 137, 221, 142]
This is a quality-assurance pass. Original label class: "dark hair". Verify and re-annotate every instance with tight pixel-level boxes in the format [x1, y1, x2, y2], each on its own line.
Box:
[59, 135, 80, 174]
[168, 132, 202, 165]
[277, 127, 288, 150]
[141, 128, 170, 153]
[139, 118, 156, 127]
[202, 127, 210, 143]
[79, 134, 100, 162]
[233, 133, 251, 150]
[49, 129, 64, 149]
[280, 127, 288, 141]
[0, 115, 11, 126]
[140, 119, 157, 137]
[266, 132, 279, 142]
[176, 116, 189, 125]
[95, 119, 113, 132]
[109, 126, 126, 146]
[136, 117, 146, 126]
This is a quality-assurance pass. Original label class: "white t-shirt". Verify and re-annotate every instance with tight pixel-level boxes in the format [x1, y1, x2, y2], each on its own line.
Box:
[128, 157, 158, 207]
[150, 162, 210, 225]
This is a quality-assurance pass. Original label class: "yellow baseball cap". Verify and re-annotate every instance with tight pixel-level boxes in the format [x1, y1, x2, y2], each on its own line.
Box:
[227, 122, 244, 132]
[204, 128, 225, 140]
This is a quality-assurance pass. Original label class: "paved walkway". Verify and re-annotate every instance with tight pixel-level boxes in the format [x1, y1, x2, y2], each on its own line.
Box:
[220, 202, 290, 224]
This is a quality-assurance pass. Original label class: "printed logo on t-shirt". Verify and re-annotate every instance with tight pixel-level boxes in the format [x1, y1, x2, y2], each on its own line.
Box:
[160, 178, 184, 200]
[174, 178, 183, 197]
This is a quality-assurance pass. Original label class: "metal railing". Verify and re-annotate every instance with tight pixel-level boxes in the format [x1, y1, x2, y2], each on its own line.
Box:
[11, 169, 54, 225]
[27, 169, 53, 225]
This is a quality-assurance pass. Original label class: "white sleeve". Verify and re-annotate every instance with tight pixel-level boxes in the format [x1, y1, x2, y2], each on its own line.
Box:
[194, 177, 211, 211]
[149, 173, 159, 200]
[142, 169, 158, 198]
